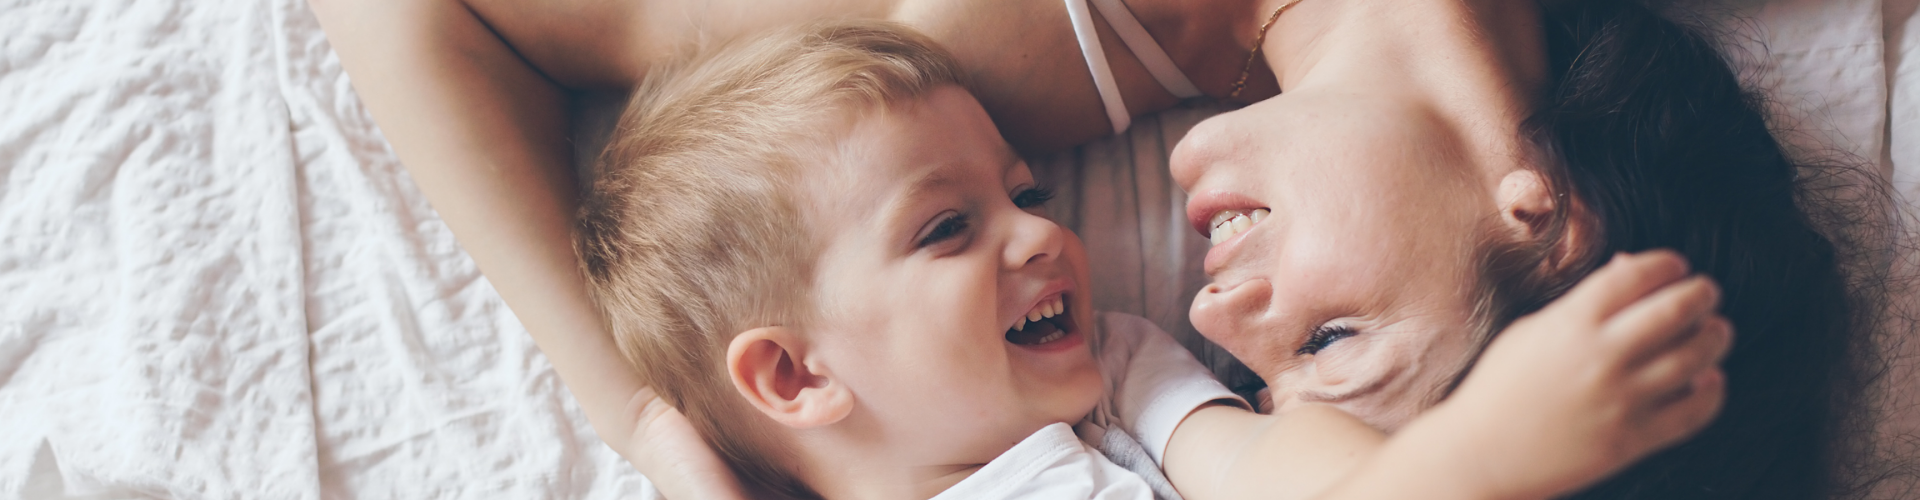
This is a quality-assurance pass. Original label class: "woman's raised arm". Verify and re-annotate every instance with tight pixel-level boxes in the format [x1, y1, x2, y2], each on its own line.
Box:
[447, 0, 1269, 152]
[306, 0, 746, 496]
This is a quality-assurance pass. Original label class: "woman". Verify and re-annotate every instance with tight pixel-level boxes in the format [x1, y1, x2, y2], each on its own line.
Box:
[1172, 1, 1875, 498]
[308, 0, 1876, 497]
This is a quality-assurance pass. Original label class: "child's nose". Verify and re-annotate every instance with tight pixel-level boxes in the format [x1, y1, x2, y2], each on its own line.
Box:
[1002, 212, 1064, 270]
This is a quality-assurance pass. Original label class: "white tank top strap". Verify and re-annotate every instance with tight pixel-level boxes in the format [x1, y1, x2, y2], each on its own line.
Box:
[1088, 0, 1204, 99]
[1064, 0, 1131, 134]
[1065, 0, 1208, 134]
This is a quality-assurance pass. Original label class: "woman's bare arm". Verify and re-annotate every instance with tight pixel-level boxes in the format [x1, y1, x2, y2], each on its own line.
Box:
[450, 0, 1274, 152]
[306, 1, 745, 497]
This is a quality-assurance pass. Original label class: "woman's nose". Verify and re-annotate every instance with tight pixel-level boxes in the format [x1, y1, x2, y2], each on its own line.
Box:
[1002, 211, 1065, 270]
[1170, 114, 1236, 191]
[1189, 277, 1274, 345]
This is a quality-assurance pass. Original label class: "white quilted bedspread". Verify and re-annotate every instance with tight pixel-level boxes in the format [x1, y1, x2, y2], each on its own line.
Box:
[0, 0, 649, 498]
[0, 0, 1907, 498]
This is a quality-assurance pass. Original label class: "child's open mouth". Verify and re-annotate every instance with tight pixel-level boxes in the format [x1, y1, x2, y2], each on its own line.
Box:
[1006, 295, 1077, 346]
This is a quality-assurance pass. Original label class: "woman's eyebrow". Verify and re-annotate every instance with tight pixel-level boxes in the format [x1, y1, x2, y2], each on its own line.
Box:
[997, 149, 1023, 176]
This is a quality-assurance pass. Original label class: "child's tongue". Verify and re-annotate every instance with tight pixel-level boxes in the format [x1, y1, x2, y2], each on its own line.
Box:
[1006, 320, 1060, 345]
[1005, 313, 1074, 346]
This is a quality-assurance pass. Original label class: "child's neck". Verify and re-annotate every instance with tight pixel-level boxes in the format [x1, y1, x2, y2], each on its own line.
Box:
[788, 428, 996, 500]
[804, 462, 981, 500]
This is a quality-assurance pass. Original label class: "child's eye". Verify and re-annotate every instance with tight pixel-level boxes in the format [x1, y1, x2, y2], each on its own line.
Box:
[1296, 324, 1357, 355]
[1012, 186, 1054, 209]
[917, 212, 971, 248]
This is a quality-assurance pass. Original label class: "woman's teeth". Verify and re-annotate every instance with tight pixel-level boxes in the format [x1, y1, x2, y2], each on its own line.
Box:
[1208, 208, 1271, 245]
[1013, 296, 1067, 331]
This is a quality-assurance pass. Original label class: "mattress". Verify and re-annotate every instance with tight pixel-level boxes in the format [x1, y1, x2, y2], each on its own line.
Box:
[0, 0, 1905, 498]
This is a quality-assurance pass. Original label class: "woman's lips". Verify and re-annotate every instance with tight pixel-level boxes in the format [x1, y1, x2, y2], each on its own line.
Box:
[1185, 190, 1269, 237]
[1186, 190, 1271, 274]
[1204, 227, 1255, 275]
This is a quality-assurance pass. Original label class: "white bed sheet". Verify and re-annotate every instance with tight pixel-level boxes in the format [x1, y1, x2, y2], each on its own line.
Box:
[0, 0, 1906, 498]
[0, 0, 648, 498]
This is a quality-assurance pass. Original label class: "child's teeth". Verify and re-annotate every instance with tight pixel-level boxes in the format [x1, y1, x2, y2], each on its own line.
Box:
[1018, 296, 1069, 330]
[1250, 208, 1269, 223]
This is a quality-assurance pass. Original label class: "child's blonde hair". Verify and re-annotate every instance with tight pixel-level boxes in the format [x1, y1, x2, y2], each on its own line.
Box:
[574, 20, 966, 496]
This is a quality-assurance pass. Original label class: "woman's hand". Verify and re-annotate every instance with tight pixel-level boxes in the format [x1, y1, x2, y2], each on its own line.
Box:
[623, 387, 751, 500]
[1423, 249, 1732, 499]
[308, 2, 749, 497]
[1298, 250, 1729, 500]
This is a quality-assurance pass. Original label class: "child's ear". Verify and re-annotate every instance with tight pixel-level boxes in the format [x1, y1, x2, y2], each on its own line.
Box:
[726, 327, 853, 429]
[1497, 169, 1592, 271]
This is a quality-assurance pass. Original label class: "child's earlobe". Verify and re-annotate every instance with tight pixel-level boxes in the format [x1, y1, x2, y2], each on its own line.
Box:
[727, 327, 853, 429]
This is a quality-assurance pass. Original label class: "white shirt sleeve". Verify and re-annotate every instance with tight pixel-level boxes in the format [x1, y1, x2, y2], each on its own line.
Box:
[1092, 312, 1248, 466]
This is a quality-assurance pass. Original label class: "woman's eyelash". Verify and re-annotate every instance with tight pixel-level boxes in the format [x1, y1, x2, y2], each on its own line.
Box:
[918, 213, 971, 247]
[1297, 324, 1357, 355]
[1012, 186, 1054, 208]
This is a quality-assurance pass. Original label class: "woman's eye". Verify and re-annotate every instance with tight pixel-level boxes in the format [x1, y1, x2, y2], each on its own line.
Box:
[917, 213, 971, 248]
[1297, 325, 1357, 355]
[1012, 186, 1054, 209]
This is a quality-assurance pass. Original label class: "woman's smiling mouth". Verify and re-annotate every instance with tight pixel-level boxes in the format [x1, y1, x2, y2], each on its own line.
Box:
[1207, 208, 1271, 245]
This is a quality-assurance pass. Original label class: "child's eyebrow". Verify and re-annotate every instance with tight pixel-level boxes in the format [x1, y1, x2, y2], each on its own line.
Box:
[881, 167, 964, 230]
[899, 168, 961, 203]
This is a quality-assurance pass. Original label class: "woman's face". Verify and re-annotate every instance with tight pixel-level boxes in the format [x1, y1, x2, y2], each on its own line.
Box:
[1170, 86, 1514, 430]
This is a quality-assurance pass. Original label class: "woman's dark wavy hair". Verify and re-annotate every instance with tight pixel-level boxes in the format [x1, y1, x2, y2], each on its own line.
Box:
[1471, 0, 1899, 497]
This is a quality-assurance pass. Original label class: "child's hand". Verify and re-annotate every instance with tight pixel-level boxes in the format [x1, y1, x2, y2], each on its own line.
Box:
[620, 386, 752, 500]
[1436, 249, 1731, 499]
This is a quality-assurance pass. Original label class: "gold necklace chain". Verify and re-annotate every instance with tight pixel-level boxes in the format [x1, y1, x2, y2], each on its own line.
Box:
[1229, 0, 1306, 98]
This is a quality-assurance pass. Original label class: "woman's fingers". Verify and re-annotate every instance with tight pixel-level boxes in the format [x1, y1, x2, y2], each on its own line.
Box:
[1557, 250, 1693, 322]
[1604, 275, 1722, 365]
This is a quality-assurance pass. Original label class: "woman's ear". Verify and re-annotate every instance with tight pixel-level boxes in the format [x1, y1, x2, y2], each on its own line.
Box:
[1497, 169, 1592, 271]
[1497, 169, 1555, 237]
[726, 327, 853, 429]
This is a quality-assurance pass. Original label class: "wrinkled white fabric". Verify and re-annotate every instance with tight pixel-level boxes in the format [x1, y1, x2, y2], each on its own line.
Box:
[0, 0, 646, 498]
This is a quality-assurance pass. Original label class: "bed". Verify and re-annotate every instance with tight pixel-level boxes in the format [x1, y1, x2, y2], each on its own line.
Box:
[0, 0, 1910, 497]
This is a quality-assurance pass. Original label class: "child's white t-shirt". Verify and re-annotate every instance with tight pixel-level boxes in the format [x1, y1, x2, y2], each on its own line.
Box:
[930, 312, 1246, 500]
